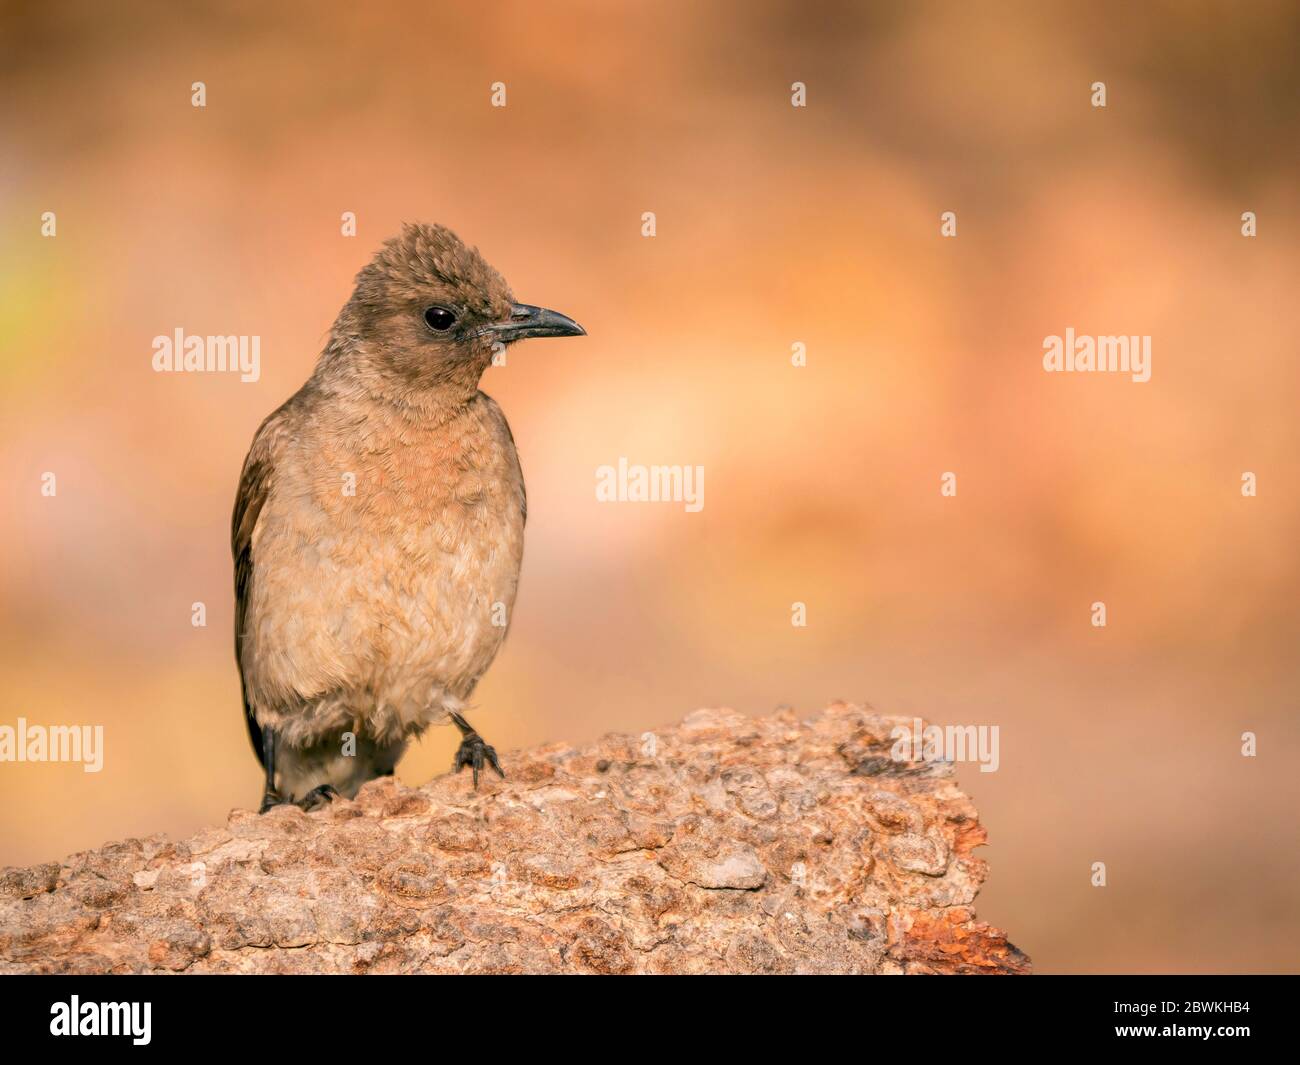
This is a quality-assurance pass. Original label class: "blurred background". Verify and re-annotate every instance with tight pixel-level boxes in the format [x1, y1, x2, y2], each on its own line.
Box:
[1, 0, 1298, 973]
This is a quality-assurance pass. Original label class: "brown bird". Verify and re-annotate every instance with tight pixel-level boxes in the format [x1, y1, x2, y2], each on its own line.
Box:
[232, 223, 584, 811]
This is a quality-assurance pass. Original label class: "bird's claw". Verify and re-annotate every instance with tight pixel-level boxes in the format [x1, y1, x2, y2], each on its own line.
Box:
[259, 789, 287, 814]
[299, 783, 339, 810]
[454, 733, 504, 789]
[258, 784, 339, 813]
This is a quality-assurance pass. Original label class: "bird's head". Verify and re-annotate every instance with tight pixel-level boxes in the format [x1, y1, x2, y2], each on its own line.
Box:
[335, 222, 584, 395]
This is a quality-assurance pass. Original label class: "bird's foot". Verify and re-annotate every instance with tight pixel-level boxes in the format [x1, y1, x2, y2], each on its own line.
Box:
[258, 788, 288, 814]
[297, 783, 339, 811]
[259, 784, 339, 813]
[453, 733, 504, 789]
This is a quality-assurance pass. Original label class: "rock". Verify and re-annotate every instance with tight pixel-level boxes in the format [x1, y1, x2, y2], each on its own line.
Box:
[0, 703, 1030, 974]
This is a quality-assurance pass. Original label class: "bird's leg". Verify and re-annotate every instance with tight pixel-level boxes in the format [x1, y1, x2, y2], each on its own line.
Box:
[449, 710, 504, 789]
[258, 728, 287, 813]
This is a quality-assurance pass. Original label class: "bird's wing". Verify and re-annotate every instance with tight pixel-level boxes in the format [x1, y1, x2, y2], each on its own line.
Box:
[231, 407, 290, 767]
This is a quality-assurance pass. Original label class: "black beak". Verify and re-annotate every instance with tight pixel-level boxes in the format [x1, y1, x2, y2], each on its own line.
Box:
[492, 303, 586, 342]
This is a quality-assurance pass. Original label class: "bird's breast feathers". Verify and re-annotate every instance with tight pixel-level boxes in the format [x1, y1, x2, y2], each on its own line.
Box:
[242, 393, 526, 743]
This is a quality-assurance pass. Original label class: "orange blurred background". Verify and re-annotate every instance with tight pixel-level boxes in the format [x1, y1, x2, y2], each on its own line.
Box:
[1, 0, 1298, 973]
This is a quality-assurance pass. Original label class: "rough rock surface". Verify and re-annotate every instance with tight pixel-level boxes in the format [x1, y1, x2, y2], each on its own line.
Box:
[0, 703, 1030, 974]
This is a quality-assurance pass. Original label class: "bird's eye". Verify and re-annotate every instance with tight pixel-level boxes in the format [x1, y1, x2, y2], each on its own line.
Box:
[423, 306, 457, 332]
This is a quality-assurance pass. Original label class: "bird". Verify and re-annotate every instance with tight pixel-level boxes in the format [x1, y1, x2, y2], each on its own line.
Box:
[231, 222, 585, 812]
